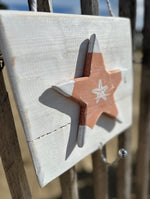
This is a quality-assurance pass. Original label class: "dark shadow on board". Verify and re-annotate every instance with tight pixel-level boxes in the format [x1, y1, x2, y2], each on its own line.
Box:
[39, 37, 116, 160]
[39, 39, 89, 160]
[97, 114, 116, 132]
[39, 89, 79, 160]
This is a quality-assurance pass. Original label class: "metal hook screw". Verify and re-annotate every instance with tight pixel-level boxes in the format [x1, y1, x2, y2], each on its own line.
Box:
[99, 143, 128, 166]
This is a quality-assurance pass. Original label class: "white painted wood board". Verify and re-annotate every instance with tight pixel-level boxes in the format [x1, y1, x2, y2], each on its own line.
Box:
[0, 11, 133, 187]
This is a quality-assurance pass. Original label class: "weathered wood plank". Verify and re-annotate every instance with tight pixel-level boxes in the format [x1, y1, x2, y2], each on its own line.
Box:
[92, 150, 108, 199]
[0, 11, 133, 187]
[136, 0, 150, 198]
[80, 0, 99, 15]
[60, 167, 79, 199]
[117, 1, 136, 199]
[0, 70, 31, 199]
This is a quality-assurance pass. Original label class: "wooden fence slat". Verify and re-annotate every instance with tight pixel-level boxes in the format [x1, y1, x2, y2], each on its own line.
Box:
[92, 150, 108, 199]
[80, 0, 99, 15]
[37, 0, 53, 12]
[119, 0, 136, 52]
[136, 0, 150, 198]
[28, 0, 53, 12]
[60, 167, 79, 199]
[0, 70, 32, 199]
[117, 130, 132, 199]
[117, 1, 136, 199]
[80, 1, 108, 199]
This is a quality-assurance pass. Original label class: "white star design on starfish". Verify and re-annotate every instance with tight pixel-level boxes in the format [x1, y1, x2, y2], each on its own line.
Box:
[92, 80, 108, 103]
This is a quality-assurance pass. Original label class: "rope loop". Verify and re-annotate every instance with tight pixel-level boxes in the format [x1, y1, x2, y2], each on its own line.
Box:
[105, 0, 114, 17]
[28, 0, 37, 11]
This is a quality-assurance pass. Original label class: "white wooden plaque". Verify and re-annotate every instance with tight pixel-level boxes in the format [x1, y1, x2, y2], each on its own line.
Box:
[0, 11, 133, 187]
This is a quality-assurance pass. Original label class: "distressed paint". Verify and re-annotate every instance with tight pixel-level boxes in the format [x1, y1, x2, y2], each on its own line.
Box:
[0, 11, 133, 187]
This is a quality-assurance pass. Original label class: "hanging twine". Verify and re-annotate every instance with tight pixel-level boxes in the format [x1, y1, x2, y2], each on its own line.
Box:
[28, 0, 37, 11]
[105, 0, 114, 17]
[28, 0, 114, 16]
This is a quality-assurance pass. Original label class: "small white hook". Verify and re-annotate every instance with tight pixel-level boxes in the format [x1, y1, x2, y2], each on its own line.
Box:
[99, 143, 128, 166]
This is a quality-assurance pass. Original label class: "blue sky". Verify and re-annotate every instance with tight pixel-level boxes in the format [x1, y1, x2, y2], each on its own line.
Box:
[0, 0, 143, 30]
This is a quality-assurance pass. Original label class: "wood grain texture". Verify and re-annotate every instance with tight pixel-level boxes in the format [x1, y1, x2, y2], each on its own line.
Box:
[80, 0, 99, 15]
[117, 1, 136, 198]
[0, 71, 31, 199]
[0, 11, 133, 187]
[60, 167, 79, 199]
[136, 0, 150, 198]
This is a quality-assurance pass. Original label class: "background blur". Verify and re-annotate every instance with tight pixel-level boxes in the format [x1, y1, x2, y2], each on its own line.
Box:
[0, 0, 144, 30]
[0, 0, 146, 199]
